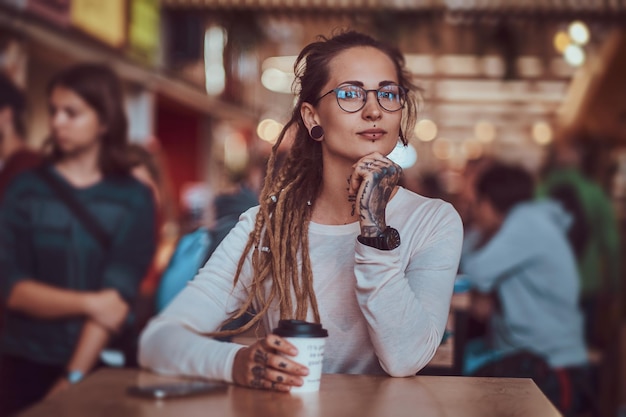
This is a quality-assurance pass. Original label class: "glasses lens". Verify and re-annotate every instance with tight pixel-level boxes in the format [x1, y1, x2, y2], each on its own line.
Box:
[335, 85, 366, 112]
[377, 85, 406, 111]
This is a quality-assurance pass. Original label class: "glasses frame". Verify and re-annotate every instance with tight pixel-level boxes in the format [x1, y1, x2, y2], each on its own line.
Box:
[316, 84, 407, 113]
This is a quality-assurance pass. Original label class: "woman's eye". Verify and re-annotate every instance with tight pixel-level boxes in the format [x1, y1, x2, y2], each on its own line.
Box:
[338, 88, 362, 100]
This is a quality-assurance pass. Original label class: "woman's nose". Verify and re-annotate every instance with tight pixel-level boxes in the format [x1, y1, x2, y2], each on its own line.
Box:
[361, 91, 382, 121]
[50, 111, 65, 129]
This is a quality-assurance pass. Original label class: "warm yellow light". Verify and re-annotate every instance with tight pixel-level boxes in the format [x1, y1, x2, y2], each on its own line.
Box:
[532, 121, 553, 145]
[474, 121, 496, 143]
[568, 21, 590, 45]
[256, 119, 284, 144]
[432, 138, 452, 160]
[414, 119, 438, 142]
[224, 132, 248, 173]
[261, 68, 293, 94]
[553, 30, 571, 54]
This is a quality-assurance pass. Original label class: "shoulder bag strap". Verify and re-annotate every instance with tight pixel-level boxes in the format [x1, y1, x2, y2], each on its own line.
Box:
[36, 166, 113, 251]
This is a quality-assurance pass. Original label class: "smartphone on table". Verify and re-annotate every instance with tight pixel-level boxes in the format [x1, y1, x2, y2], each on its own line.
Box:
[127, 380, 228, 399]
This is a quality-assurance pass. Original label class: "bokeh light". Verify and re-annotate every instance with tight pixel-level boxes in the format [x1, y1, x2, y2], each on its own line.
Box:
[387, 142, 418, 169]
[256, 118, 284, 144]
[568, 20, 590, 45]
[564, 44, 585, 67]
[532, 121, 553, 145]
[433, 137, 452, 160]
[474, 120, 496, 143]
[414, 119, 438, 142]
[553, 30, 571, 54]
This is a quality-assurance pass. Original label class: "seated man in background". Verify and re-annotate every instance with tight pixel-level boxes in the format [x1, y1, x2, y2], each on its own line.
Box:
[460, 162, 589, 416]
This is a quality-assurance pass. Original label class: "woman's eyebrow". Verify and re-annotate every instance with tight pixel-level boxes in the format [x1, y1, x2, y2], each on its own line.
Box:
[338, 80, 364, 87]
[338, 80, 397, 87]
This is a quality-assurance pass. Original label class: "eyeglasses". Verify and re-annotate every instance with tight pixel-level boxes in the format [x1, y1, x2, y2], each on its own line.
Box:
[316, 84, 407, 113]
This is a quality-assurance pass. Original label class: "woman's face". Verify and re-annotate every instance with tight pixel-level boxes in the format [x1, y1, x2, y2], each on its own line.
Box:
[310, 46, 403, 164]
[49, 86, 103, 157]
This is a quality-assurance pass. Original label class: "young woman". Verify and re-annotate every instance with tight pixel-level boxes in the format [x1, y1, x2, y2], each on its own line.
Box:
[139, 31, 463, 391]
[0, 64, 156, 415]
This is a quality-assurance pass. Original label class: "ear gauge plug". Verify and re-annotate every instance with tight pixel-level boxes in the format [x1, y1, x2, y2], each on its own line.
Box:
[310, 125, 324, 140]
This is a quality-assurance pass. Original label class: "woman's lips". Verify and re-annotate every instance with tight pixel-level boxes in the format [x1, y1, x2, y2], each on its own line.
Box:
[358, 129, 387, 140]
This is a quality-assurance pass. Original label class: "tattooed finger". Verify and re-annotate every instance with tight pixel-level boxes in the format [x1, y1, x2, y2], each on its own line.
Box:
[254, 349, 269, 364]
[252, 365, 266, 378]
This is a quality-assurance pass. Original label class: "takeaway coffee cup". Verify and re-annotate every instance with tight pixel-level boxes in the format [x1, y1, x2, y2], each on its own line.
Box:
[272, 319, 328, 393]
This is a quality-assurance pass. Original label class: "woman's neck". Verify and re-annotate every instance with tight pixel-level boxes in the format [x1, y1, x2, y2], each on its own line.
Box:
[311, 162, 358, 225]
[54, 148, 102, 188]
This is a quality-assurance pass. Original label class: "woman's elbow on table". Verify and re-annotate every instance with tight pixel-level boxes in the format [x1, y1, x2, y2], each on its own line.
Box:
[379, 355, 431, 377]
[378, 339, 440, 377]
[136, 318, 179, 373]
[380, 360, 424, 377]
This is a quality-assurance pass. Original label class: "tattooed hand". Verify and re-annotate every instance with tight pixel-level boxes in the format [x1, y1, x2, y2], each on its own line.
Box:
[232, 334, 309, 392]
[349, 152, 402, 237]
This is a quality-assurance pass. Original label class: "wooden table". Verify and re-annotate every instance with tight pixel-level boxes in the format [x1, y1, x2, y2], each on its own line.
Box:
[17, 368, 561, 417]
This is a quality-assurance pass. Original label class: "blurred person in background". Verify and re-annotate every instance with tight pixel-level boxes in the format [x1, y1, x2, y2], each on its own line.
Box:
[460, 162, 589, 416]
[140, 30, 463, 391]
[127, 141, 178, 302]
[154, 153, 263, 318]
[538, 136, 620, 350]
[203, 152, 267, 264]
[0, 63, 156, 416]
[102, 142, 170, 367]
[0, 72, 42, 337]
[0, 72, 42, 200]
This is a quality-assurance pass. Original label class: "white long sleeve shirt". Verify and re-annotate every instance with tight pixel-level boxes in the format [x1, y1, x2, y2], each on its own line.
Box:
[139, 187, 463, 382]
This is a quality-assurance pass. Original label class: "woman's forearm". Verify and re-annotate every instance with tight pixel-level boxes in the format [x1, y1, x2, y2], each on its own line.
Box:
[65, 320, 111, 375]
[6, 280, 92, 319]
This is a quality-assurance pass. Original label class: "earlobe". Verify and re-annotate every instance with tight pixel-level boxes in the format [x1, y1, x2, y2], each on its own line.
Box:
[300, 102, 319, 132]
[301, 102, 324, 141]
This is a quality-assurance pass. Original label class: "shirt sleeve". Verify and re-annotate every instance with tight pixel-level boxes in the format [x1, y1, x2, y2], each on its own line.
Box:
[462, 208, 537, 293]
[138, 208, 257, 383]
[100, 184, 157, 303]
[354, 201, 463, 376]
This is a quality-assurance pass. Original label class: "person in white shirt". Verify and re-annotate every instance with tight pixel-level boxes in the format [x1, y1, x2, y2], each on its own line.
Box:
[139, 30, 463, 392]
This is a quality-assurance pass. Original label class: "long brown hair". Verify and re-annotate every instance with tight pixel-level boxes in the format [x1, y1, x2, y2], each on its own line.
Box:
[44, 63, 131, 176]
[219, 30, 419, 335]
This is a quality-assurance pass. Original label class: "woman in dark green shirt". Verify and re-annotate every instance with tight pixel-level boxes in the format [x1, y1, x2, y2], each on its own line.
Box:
[0, 64, 156, 416]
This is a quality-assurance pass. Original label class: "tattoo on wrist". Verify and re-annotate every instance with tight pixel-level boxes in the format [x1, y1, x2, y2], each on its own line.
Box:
[361, 225, 383, 237]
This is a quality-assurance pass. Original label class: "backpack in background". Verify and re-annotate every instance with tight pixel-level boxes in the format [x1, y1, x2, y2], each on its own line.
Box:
[155, 227, 212, 312]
